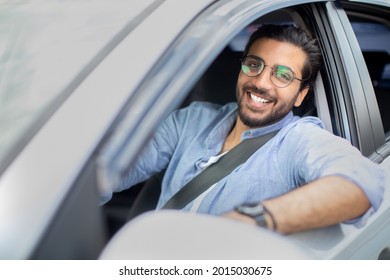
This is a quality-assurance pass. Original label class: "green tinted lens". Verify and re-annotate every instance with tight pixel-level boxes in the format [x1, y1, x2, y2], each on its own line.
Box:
[274, 66, 293, 83]
[242, 57, 263, 76]
[242, 65, 251, 75]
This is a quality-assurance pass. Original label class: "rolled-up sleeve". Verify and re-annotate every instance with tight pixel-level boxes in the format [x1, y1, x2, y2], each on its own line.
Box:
[278, 119, 385, 227]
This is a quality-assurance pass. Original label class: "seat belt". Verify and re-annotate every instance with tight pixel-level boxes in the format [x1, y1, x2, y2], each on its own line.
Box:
[162, 130, 279, 210]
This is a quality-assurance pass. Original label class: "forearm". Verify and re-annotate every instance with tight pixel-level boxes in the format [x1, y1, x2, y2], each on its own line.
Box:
[225, 175, 371, 234]
[263, 176, 370, 234]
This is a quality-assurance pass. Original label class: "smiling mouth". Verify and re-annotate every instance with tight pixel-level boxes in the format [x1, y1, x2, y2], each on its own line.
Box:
[250, 93, 271, 104]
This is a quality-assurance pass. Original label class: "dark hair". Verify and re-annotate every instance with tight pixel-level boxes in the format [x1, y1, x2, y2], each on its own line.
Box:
[243, 24, 322, 90]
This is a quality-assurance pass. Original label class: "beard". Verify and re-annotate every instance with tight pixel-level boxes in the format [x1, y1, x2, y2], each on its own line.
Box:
[236, 84, 298, 128]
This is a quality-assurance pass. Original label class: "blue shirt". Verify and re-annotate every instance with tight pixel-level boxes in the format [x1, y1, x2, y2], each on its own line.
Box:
[109, 102, 385, 226]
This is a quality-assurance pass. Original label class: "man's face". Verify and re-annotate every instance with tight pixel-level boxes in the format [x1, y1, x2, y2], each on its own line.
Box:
[236, 38, 309, 128]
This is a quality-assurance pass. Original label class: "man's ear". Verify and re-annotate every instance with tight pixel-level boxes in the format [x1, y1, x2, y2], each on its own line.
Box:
[294, 86, 310, 107]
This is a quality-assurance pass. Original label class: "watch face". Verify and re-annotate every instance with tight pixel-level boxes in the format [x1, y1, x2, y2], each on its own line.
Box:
[237, 203, 264, 217]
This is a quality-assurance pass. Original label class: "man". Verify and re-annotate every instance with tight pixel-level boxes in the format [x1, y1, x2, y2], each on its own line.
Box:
[102, 24, 385, 234]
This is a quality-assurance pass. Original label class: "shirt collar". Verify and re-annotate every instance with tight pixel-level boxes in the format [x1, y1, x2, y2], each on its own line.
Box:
[205, 104, 298, 151]
[240, 111, 297, 140]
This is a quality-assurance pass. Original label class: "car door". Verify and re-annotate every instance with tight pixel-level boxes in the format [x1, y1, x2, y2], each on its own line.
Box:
[0, 0, 215, 260]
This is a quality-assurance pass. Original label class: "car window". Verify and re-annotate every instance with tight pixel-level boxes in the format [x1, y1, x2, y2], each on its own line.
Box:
[97, 5, 329, 198]
[99, 4, 330, 235]
[0, 0, 155, 172]
[345, 13, 390, 137]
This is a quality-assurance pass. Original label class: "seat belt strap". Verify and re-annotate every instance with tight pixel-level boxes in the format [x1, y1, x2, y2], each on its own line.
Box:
[162, 130, 279, 210]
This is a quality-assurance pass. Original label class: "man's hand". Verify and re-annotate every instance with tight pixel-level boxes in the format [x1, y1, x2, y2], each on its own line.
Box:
[222, 211, 257, 226]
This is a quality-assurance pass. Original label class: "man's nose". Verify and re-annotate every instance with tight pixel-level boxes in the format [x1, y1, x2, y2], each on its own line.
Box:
[253, 66, 273, 89]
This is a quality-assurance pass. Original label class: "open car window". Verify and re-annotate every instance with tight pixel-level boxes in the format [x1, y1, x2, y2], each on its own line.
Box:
[97, 7, 314, 193]
[98, 4, 332, 235]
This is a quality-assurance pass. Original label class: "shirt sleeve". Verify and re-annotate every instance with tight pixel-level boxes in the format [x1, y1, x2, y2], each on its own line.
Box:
[99, 107, 186, 204]
[277, 118, 385, 227]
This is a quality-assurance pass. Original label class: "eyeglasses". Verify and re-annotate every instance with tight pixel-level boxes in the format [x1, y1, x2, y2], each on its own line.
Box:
[241, 55, 303, 88]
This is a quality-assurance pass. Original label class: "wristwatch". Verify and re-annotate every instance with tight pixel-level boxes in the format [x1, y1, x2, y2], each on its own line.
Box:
[235, 202, 268, 228]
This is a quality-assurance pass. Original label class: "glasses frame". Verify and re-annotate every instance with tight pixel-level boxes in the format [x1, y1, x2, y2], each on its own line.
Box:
[241, 55, 303, 88]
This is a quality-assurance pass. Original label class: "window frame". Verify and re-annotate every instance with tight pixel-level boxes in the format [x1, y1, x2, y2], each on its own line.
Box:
[309, 1, 386, 161]
[341, 0, 390, 162]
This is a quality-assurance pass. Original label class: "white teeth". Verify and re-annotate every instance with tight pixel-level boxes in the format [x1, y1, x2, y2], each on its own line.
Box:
[250, 93, 270, 104]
